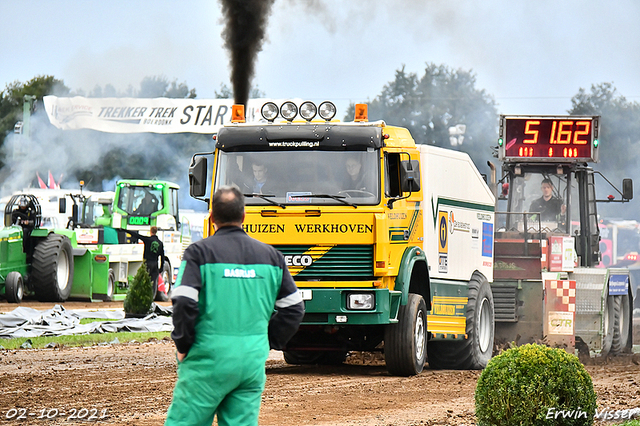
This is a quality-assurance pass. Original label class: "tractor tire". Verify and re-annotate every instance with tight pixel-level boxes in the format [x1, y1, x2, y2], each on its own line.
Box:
[283, 350, 348, 365]
[384, 293, 428, 376]
[5, 271, 24, 303]
[611, 294, 631, 354]
[105, 268, 116, 302]
[427, 272, 495, 370]
[601, 294, 616, 356]
[30, 234, 74, 302]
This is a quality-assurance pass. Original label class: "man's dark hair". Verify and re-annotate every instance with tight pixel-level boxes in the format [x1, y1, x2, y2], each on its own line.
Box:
[541, 178, 553, 186]
[212, 186, 245, 225]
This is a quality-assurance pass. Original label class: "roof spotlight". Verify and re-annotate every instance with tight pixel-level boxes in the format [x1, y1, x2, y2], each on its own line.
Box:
[299, 101, 317, 121]
[318, 101, 336, 121]
[261, 102, 279, 122]
[280, 101, 298, 121]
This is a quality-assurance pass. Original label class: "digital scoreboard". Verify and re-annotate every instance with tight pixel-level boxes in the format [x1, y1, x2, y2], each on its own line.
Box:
[498, 115, 599, 162]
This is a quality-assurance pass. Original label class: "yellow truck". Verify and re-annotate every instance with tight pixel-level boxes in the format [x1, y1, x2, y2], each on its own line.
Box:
[188, 101, 496, 375]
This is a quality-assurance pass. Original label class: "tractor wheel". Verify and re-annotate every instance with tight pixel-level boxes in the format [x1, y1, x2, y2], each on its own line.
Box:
[611, 294, 631, 354]
[105, 268, 116, 302]
[31, 234, 74, 302]
[384, 293, 428, 376]
[427, 272, 495, 370]
[283, 350, 348, 365]
[155, 262, 172, 302]
[601, 294, 616, 356]
[5, 271, 24, 303]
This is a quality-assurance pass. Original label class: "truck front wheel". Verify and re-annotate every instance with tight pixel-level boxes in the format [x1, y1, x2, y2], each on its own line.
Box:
[384, 293, 428, 376]
[31, 234, 74, 302]
[427, 272, 494, 370]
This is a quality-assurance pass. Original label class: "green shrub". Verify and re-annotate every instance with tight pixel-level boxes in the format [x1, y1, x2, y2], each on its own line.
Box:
[123, 264, 154, 316]
[475, 343, 596, 426]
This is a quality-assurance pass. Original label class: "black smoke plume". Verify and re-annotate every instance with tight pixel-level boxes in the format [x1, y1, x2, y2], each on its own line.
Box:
[219, 0, 276, 106]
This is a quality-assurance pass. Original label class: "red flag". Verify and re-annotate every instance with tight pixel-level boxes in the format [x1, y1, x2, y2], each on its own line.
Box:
[36, 172, 47, 189]
[48, 170, 56, 189]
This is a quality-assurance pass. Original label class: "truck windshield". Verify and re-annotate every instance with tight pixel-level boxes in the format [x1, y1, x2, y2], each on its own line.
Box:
[117, 186, 164, 215]
[215, 150, 380, 205]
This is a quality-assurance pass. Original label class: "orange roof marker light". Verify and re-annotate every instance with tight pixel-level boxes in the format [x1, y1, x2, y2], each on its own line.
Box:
[354, 103, 368, 122]
[231, 104, 245, 123]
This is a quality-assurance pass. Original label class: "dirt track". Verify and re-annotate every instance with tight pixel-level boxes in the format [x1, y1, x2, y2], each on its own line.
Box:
[0, 301, 639, 425]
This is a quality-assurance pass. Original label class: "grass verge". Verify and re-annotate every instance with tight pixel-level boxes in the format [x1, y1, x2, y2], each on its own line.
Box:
[0, 331, 171, 350]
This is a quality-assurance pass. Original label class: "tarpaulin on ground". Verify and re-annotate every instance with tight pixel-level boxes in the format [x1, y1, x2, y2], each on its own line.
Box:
[43, 96, 295, 134]
[0, 304, 173, 339]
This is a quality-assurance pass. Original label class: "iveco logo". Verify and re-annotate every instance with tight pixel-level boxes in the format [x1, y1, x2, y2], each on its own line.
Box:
[285, 255, 313, 267]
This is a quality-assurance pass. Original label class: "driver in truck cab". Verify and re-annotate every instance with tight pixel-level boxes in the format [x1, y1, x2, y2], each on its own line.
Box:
[343, 155, 372, 192]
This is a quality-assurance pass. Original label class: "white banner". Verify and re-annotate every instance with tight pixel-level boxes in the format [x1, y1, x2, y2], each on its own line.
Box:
[43, 96, 284, 134]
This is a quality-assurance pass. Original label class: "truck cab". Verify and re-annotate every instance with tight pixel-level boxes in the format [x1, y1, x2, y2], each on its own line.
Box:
[189, 101, 497, 375]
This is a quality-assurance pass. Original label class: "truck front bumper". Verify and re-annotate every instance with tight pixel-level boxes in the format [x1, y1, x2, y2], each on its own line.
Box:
[298, 287, 402, 326]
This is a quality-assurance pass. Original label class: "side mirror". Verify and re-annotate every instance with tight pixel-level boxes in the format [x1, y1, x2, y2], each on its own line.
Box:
[400, 159, 421, 193]
[189, 156, 208, 198]
[622, 178, 633, 200]
[59, 197, 66, 214]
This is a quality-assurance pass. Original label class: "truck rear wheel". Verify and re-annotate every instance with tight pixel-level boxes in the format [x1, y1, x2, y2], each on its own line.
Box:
[283, 350, 347, 365]
[611, 294, 631, 354]
[427, 272, 494, 370]
[31, 234, 74, 302]
[5, 271, 24, 303]
[384, 293, 428, 376]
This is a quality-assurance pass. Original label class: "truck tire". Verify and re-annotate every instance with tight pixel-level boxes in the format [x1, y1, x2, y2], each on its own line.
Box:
[601, 295, 616, 356]
[31, 234, 74, 302]
[5, 271, 24, 303]
[384, 293, 428, 376]
[283, 350, 347, 365]
[427, 272, 494, 370]
[611, 294, 631, 354]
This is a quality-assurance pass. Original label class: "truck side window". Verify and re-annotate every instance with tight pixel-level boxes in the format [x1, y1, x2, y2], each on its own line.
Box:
[386, 153, 402, 198]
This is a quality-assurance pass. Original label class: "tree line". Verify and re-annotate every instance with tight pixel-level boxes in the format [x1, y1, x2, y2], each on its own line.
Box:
[1, 68, 639, 218]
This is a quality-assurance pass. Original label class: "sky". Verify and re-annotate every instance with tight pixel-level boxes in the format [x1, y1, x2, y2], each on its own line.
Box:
[2, 0, 640, 119]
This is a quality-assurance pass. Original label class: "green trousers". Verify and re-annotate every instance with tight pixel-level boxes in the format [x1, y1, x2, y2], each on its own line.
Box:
[165, 336, 268, 426]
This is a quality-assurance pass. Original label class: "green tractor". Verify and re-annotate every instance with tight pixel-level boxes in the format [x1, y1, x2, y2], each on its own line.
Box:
[0, 194, 74, 303]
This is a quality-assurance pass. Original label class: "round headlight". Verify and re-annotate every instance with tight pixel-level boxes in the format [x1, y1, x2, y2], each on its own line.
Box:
[280, 102, 298, 121]
[299, 101, 317, 121]
[318, 101, 336, 121]
[261, 102, 279, 122]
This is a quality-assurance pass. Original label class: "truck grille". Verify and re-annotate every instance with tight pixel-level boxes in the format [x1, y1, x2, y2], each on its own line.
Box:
[274, 245, 374, 280]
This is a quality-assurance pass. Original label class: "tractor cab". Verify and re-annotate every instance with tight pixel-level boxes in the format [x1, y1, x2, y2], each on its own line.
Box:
[4, 194, 42, 229]
[491, 115, 634, 354]
[112, 180, 180, 232]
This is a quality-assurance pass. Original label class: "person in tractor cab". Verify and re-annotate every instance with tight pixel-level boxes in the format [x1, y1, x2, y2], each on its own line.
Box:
[528, 178, 566, 222]
[136, 190, 160, 216]
[12, 196, 36, 228]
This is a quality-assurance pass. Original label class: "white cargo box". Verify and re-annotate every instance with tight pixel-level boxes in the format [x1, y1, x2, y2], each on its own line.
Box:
[418, 145, 495, 282]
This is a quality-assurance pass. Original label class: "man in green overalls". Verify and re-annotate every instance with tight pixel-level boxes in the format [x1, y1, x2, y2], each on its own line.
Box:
[165, 186, 304, 426]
